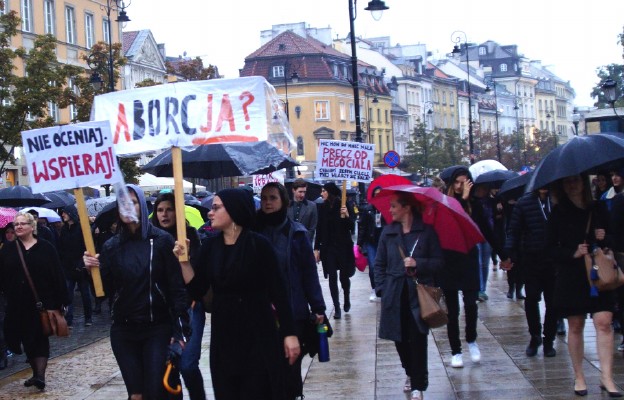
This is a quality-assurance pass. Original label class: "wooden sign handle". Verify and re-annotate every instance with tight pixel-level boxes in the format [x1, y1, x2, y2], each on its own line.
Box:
[340, 181, 347, 218]
[74, 188, 104, 297]
[172, 147, 189, 262]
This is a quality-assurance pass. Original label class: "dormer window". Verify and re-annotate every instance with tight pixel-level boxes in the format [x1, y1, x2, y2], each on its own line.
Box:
[333, 64, 339, 77]
[500, 64, 508, 72]
[479, 47, 486, 56]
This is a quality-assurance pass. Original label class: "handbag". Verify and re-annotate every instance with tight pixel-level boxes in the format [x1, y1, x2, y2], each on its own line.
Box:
[583, 214, 624, 294]
[16, 241, 69, 337]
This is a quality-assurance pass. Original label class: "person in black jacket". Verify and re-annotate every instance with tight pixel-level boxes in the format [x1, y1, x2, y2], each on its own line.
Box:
[357, 185, 385, 302]
[314, 182, 356, 320]
[83, 185, 191, 400]
[504, 187, 558, 357]
[256, 182, 326, 400]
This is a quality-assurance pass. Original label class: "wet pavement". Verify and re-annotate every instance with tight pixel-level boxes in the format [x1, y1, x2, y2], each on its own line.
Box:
[2, 263, 624, 399]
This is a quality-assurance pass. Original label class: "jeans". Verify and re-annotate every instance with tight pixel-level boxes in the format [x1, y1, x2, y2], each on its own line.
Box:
[444, 289, 479, 355]
[478, 242, 492, 292]
[111, 322, 174, 399]
[180, 302, 206, 400]
[65, 276, 92, 325]
[365, 242, 377, 290]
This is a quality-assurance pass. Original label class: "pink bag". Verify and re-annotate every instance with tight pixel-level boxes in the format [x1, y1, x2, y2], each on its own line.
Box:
[354, 245, 368, 272]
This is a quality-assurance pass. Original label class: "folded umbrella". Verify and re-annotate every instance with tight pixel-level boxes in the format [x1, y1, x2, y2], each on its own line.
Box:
[370, 184, 485, 254]
[526, 133, 624, 192]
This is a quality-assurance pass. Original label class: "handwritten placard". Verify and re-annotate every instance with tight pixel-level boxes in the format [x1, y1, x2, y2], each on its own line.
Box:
[21, 121, 123, 193]
[252, 170, 285, 193]
[316, 140, 375, 182]
[92, 76, 269, 156]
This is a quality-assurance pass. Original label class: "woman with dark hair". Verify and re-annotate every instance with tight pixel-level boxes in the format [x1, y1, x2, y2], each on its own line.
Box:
[83, 185, 191, 399]
[314, 182, 356, 319]
[255, 182, 326, 400]
[0, 212, 68, 390]
[179, 188, 300, 399]
[548, 174, 620, 397]
[594, 171, 612, 200]
[374, 190, 444, 400]
[440, 167, 482, 368]
[151, 192, 206, 400]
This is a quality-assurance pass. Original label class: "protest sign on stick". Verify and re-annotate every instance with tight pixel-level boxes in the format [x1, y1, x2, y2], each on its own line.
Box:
[22, 120, 125, 297]
[316, 139, 375, 183]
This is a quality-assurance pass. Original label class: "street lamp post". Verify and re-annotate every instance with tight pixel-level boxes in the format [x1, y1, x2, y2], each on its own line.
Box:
[602, 79, 624, 121]
[485, 80, 502, 161]
[282, 61, 299, 121]
[572, 108, 581, 135]
[348, 0, 388, 203]
[546, 110, 557, 149]
[421, 101, 433, 182]
[451, 31, 474, 164]
[364, 88, 378, 142]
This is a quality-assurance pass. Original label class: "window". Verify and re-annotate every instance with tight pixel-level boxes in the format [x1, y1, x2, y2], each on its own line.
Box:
[297, 136, 304, 156]
[343, 65, 348, 78]
[103, 18, 111, 43]
[48, 102, 59, 122]
[478, 47, 486, 56]
[500, 64, 507, 72]
[44, 0, 55, 35]
[314, 101, 329, 120]
[349, 103, 355, 121]
[368, 107, 372, 122]
[339, 102, 346, 121]
[272, 65, 284, 78]
[68, 78, 79, 121]
[332, 64, 338, 77]
[0, 1, 7, 14]
[385, 110, 388, 123]
[65, 6, 76, 44]
[377, 108, 381, 123]
[21, 0, 33, 32]
[85, 13, 95, 48]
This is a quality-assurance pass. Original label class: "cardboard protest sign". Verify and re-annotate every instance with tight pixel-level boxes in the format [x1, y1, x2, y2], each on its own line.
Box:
[316, 139, 375, 182]
[22, 121, 123, 193]
[252, 170, 285, 193]
[92, 76, 272, 156]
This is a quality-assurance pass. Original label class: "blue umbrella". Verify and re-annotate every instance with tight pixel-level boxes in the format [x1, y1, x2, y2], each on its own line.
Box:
[0, 185, 50, 207]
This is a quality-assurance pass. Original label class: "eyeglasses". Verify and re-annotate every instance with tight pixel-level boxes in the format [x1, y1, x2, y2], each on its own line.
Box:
[210, 204, 224, 212]
[14, 222, 31, 227]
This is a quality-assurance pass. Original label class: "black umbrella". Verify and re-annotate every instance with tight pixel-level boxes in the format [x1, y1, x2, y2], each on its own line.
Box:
[0, 185, 51, 207]
[41, 190, 76, 209]
[474, 170, 519, 188]
[141, 142, 299, 179]
[284, 178, 323, 201]
[498, 171, 533, 200]
[439, 165, 469, 185]
[526, 133, 624, 192]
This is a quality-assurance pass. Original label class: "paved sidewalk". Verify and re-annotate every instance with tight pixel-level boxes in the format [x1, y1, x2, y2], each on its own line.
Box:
[2, 263, 624, 399]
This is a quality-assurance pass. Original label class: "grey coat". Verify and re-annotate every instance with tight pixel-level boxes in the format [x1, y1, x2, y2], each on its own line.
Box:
[287, 199, 318, 243]
[374, 217, 444, 340]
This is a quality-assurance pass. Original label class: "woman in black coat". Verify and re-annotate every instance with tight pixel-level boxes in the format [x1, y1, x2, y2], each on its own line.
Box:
[547, 174, 619, 396]
[440, 167, 482, 369]
[314, 182, 356, 319]
[0, 212, 68, 390]
[374, 191, 444, 400]
[181, 188, 300, 399]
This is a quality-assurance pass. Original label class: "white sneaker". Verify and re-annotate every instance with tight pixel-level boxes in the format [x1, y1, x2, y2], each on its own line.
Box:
[468, 342, 481, 362]
[369, 290, 377, 302]
[451, 353, 463, 368]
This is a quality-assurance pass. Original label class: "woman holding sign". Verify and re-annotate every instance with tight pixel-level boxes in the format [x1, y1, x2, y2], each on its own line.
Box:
[314, 182, 356, 319]
[83, 184, 191, 400]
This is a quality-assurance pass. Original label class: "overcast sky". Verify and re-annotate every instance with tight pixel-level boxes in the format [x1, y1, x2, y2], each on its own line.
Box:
[124, 0, 624, 107]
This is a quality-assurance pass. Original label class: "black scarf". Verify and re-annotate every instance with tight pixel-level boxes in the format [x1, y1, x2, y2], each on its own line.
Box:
[256, 208, 288, 228]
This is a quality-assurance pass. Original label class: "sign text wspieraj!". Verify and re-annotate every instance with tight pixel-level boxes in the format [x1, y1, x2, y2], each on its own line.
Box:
[22, 120, 124, 193]
[92, 76, 269, 156]
[316, 139, 375, 182]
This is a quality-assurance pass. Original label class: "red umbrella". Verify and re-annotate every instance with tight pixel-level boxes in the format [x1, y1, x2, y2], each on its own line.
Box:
[367, 174, 413, 204]
[370, 184, 485, 254]
[0, 207, 18, 228]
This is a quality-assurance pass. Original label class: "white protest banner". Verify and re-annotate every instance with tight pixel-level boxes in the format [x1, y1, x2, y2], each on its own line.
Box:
[22, 121, 123, 193]
[92, 76, 269, 156]
[252, 170, 285, 193]
[316, 139, 375, 182]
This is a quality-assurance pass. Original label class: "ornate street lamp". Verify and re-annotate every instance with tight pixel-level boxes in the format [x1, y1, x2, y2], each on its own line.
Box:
[602, 79, 624, 121]
[485, 80, 502, 161]
[572, 108, 581, 135]
[451, 31, 474, 164]
[420, 101, 434, 182]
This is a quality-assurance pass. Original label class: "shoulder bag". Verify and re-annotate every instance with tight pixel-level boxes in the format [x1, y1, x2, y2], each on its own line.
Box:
[583, 214, 624, 294]
[399, 245, 448, 329]
[16, 241, 69, 337]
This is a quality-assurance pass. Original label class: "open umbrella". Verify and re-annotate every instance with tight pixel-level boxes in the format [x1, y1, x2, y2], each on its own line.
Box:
[439, 165, 469, 185]
[526, 133, 624, 192]
[366, 174, 413, 204]
[469, 159, 507, 181]
[21, 207, 62, 223]
[86, 196, 117, 217]
[474, 169, 519, 188]
[41, 191, 75, 209]
[284, 179, 323, 202]
[141, 142, 299, 179]
[370, 184, 485, 253]
[0, 207, 18, 228]
[0, 186, 50, 207]
[498, 171, 533, 199]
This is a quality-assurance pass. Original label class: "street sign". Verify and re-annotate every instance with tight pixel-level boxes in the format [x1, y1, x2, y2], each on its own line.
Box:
[383, 150, 400, 169]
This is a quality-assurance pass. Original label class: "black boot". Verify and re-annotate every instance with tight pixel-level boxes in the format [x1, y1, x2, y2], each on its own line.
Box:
[556, 319, 566, 336]
[543, 339, 556, 357]
[344, 291, 351, 313]
[525, 336, 542, 357]
[507, 284, 515, 299]
[334, 307, 341, 319]
[516, 286, 525, 300]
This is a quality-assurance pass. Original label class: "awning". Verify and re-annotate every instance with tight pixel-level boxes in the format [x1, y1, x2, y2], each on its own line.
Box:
[373, 167, 412, 177]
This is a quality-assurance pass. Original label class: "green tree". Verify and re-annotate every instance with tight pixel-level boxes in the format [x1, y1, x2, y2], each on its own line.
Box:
[590, 26, 624, 107]
[166, 57, 217, 81]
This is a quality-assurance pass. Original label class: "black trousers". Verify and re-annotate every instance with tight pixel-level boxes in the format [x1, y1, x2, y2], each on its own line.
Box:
[443, 289, 478, 355]
[394, 282, 428, 392]
[523, 253, 557, 342]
